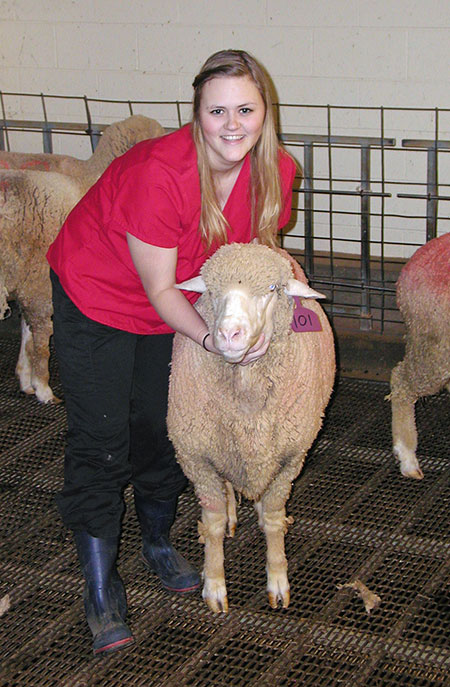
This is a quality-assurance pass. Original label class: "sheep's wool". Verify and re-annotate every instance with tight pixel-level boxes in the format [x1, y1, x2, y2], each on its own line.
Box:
[201, 243, 293, 297]
[168, 244, 336, 507]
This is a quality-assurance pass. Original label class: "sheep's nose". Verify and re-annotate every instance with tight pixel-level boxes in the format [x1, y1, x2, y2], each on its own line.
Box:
[217, 325, 246, 349]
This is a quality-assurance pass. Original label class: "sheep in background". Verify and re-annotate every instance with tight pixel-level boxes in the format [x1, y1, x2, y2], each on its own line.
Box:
[0, 114, 164, 194]
[0, 115, 164, 403]
[0, 170, 83, 403]
[167, 243, 335, 612]
[388, 232, 450, 479]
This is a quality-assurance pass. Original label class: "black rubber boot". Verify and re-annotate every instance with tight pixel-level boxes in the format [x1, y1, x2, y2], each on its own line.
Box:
[134, 495, 200, 593]
[74, 531, 135, 655]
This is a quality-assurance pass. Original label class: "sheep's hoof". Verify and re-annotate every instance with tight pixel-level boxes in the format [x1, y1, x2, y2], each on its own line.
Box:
[268, 589, 290, 609]
[227, 523, 236, 537]
[401, 465, 424, 480]
[47, 395, 63, 405]
[203, 580, 228, 613]
[34, 388, 62, 404]
[394, 444, 424, 480]
[205, 595, 229, 614]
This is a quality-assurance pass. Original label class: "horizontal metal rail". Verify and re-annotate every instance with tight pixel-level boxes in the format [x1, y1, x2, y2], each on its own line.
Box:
[1, 97, 449, 334]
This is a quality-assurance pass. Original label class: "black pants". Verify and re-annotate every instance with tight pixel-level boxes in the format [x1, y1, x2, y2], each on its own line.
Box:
[51, 270, 187, 538]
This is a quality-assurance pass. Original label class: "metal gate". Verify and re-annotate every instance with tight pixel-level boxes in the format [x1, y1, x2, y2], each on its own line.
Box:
[1, 92, 449, 334]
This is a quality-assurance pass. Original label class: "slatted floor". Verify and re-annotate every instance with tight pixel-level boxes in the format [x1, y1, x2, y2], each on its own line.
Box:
[0, 329, 449, 687]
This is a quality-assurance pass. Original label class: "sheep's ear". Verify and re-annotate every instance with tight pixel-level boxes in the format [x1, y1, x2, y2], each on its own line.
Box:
[284, 279, 326, 299]
[175, 276, 207, 293]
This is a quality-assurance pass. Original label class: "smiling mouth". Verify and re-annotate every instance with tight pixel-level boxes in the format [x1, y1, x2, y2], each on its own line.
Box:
[221, 135, 245, 141]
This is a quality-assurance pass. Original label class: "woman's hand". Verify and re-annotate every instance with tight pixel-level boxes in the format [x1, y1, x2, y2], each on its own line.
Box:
[238, 333, 269, 366]
[203, 331, 269, 365]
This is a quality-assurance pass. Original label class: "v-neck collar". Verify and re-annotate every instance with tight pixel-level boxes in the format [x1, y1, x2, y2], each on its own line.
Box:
[222, 154, 250, 217]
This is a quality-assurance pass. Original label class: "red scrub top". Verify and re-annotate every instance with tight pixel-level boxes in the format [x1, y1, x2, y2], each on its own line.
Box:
[47, 124, 297, 334]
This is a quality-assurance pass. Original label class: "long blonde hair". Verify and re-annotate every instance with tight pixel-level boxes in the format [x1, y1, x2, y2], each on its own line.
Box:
[192, 49, 287, 249]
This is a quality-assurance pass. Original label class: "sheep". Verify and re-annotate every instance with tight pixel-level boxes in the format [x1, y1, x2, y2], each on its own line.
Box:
[0, 170, 83, 403]
[167, 243, 335, 613]
[0, 115, 164, 194]
[388, 232, 450, 479]
[0, 115, 165, 403]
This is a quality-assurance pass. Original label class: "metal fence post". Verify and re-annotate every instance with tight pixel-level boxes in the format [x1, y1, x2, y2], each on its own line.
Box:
[426, 145, 438, 242]
[360, 145, 372, 330]
[303, 143, 314, 278]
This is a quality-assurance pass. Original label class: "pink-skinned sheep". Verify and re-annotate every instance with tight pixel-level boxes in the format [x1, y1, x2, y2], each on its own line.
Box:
[0, 115, 164, 195]
[388, 232, 450, 479]
[167, 243, 335, 613]
[0, 115, 164, 403]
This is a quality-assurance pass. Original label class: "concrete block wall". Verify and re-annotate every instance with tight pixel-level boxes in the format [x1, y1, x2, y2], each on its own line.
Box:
[1, 0, 449, 255]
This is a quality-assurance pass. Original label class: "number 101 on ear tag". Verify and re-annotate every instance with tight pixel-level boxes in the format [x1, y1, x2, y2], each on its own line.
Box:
[291, 296, 322, 333]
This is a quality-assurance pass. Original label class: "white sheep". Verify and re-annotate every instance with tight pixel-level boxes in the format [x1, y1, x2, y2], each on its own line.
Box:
[167, 243, 335, 612]
[0, 115, 164, 403]
[388, 232, 450, 479]
[0, 115, 164, 194]
[0, 170, 83, 403]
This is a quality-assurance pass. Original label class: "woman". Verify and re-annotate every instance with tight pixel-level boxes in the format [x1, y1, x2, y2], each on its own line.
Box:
[47, 49, 297, 655]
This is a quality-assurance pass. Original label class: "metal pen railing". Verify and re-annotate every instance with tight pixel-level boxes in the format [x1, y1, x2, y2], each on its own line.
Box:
[1, 92, 449, 333]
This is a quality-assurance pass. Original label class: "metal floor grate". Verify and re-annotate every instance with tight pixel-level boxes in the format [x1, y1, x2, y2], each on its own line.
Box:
[0, 333, 449, 687]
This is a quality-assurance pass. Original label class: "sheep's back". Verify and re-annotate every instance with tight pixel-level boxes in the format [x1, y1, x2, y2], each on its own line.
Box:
[397, 234, 450, 317]
[0, 170, 83, 293]
[396, 233, 450, 392]
[0, 150, 76, 173]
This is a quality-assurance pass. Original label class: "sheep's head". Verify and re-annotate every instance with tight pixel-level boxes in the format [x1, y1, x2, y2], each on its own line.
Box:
[177, 243, 324, 364]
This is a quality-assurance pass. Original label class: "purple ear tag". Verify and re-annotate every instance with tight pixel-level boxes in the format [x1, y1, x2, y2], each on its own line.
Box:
[291, 296, 322, 332]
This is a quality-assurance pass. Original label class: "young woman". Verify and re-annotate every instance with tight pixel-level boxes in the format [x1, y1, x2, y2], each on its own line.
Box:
[47, 49, 297, 655]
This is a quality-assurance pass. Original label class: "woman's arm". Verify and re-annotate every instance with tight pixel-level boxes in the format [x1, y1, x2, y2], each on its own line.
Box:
[127, 233, 268, 363]
[127, 233, 209, 346]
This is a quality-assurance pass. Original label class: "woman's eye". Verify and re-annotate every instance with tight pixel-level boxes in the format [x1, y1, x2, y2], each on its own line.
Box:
[210, 108, 224, 115]
[240, 107, 252, 114]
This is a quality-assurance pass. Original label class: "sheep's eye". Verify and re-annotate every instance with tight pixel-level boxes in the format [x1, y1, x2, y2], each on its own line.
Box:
[269, 284, 277, 292]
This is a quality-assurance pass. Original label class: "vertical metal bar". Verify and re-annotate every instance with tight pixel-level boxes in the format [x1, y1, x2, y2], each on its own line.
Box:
[40, 93, 53, 153]
[83, 96, 95, 152]
[90, 127, 102, 151]
[380, 107, 386, 333]
[40, 93, 48, 121]
[426, 108, 439, 242]
[326, 105, 334, 315]
[0, 92, 10, 151]
[303, 142, 314, 278]
[426, 147, 438, 242]
[42, 124, 53, 153]
[360, 145, 372, 330]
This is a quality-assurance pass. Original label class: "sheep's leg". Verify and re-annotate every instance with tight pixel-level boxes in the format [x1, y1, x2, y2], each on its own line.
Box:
[255, 500, 293, 609]
[225, 481, 237, 537]
[16, 316, 34, 395]
[390, 362, 423, 479]
[27, 314, 60, 404]
[198, 506, 228, 613]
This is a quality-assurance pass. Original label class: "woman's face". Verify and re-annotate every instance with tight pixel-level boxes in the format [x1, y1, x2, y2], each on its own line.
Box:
[198, 75, 266, 174]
